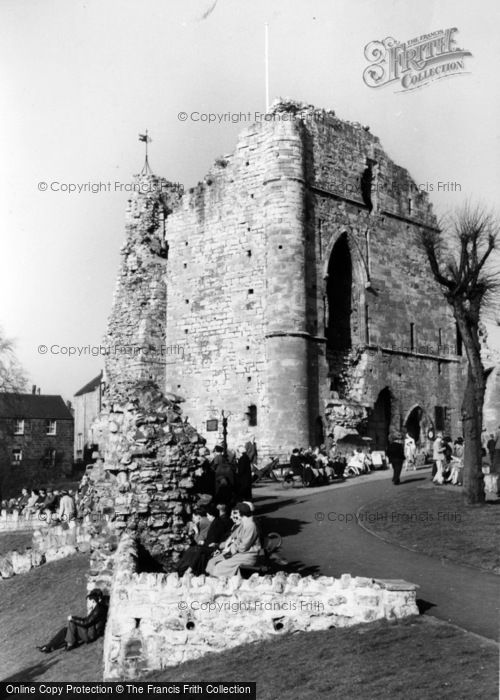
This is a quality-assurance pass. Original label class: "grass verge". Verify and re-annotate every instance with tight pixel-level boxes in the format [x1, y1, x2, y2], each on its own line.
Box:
[0, 553, 103, 683]
[358, 485, 500, 573]
[150, 616, 498, 700]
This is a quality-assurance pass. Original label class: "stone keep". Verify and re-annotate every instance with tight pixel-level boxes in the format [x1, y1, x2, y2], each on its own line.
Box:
[161, 100, 465, 458]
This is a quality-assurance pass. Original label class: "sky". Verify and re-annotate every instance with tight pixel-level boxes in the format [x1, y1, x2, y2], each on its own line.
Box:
[1, 0, 499, 402]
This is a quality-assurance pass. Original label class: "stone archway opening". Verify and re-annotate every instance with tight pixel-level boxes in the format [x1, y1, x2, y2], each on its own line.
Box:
[404, 405, 432, 448]
[326, 233, 352, 353]
[326, 233, 353, 396]
[405, 405, 423, 443]
[366, 387, 392, 450]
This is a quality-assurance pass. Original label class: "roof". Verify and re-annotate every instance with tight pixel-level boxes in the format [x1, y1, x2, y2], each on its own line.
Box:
[74, 371, 103, 397]
[0, 393, 73, 420]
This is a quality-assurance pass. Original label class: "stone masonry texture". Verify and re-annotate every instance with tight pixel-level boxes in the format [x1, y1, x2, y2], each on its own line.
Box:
[162, 99, 465, 458]
[103, 533, 419, 680]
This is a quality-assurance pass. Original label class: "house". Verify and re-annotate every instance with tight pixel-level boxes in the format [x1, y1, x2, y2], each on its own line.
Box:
[73, 371, 103, 463]
[0, 387, 74, 498]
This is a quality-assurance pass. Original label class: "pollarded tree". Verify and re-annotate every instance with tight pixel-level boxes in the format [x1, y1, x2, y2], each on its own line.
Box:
[421, 205, 499, 505]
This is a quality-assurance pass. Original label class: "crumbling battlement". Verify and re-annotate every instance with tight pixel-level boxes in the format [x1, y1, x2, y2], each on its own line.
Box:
[103, 533, 419, 680]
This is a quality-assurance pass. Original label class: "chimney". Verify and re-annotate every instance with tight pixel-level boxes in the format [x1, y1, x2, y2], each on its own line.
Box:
[32, 385, 36, 395]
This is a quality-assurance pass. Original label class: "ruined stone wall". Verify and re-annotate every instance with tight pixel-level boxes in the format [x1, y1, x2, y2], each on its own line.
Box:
[163, 102, 465, 458]
[304, 109, 464, 441]
[103, 533, 419, 680]
[104, 174, 183, 387]
[83, 176, 207, 578]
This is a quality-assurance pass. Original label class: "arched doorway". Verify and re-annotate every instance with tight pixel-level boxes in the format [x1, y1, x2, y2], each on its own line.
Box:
[405, 406, 423, 443]
[326, 233, 352, 353]
[326, 233, 353, 395]
[366, 387, 392, 449]
[404, 405, 432, 447]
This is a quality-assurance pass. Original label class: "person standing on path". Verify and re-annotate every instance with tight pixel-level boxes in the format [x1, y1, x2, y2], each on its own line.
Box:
[432, 432, 446, 484]
[386, 434, 405, 485]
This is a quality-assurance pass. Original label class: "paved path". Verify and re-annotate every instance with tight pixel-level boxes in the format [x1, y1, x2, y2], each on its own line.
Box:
[254, 472, 499, 641]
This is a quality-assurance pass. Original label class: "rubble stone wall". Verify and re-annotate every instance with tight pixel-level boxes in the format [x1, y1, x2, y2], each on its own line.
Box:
[103, 533, 419, 680]
[0, 522, 94, 579]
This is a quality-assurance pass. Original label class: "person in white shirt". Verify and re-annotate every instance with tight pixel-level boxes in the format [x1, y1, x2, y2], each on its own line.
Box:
[432, 432, 445, 484]
[58, 491, 76, 522]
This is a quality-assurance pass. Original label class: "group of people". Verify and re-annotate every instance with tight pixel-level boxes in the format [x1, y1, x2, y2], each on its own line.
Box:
[431, 432, 465, 485]
[191, 441, 257, 507]
[175, 500, 262, 579]
[282, 444, 386, 486]
[1, 487, 77, 521]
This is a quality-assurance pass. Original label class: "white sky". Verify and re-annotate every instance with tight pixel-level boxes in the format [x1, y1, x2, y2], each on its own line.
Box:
[1, 0, 499, 401]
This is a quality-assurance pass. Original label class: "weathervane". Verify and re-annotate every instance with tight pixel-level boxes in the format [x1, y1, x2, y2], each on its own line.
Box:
[139, 130, 152, 175]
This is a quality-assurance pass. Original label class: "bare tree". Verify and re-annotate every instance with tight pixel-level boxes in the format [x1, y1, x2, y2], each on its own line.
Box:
[421, 204, 499, 504]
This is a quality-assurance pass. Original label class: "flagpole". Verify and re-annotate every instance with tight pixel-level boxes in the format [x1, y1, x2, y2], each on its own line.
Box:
[265, 23, 269, 112]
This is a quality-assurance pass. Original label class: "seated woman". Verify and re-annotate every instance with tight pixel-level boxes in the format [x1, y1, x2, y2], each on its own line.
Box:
[176, 504, 233, 576]
[206, 502, 260, 578]
[37, 589, 107, 653]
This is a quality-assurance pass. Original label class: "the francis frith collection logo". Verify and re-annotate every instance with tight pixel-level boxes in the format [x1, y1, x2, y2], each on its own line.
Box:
[363, 28, 472, 91]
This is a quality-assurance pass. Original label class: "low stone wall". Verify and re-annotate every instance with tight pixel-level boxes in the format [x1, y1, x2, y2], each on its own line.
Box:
[0, 510, 45, 532]
[0, 521, 96, 580]
[103, 534, 419, 680]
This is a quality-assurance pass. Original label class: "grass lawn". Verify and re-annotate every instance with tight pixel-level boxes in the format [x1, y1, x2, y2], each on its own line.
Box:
[0, 531, 33, 554]
[0, 553, 103, 683]
[358, 484, 500, 573]
[150, 616, 498, 700]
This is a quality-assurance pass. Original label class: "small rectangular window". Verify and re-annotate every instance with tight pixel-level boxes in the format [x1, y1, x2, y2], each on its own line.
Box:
[410, 323, 415, 352]
[456, 322, 463, 356]
[12, 449, 22, 463]
[14, 419, 24, 435]
[77, 433, 83, 450]
[247, 405, 257, 427]
[46, 420, 57, 435]
[434, 406, 445, 431]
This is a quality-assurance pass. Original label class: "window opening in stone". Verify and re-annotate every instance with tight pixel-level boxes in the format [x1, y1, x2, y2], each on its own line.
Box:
[455, 322, 463, 356]
[364, 304, 370, 344]
[247, 405, 257, 426]
[360, 162, 373, 211]
[434, 405, 445, 431]
[326, 233, 352, 353]
[410, 323, 415, 352]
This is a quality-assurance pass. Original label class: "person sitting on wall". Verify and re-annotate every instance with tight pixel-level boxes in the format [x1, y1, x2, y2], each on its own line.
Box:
[24, 489, 40, 516]
[176, 503, 233, 576]
[17, 488, 30, 515]
[206, 502, 260, 578]
[58, 490, 76, 523]
[37, 589, 108, 653]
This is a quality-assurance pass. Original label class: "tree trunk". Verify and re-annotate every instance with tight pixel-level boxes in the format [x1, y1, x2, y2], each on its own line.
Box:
[461, 363, 486, 505]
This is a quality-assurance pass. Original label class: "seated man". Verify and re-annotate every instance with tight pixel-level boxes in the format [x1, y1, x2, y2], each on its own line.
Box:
[37, 589, 107, 653]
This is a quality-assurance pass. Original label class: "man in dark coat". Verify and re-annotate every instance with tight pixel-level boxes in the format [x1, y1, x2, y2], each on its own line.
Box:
[386, 434, 405, 485]
[236, 446, 253, 501]
[37, 589, 107, 652]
